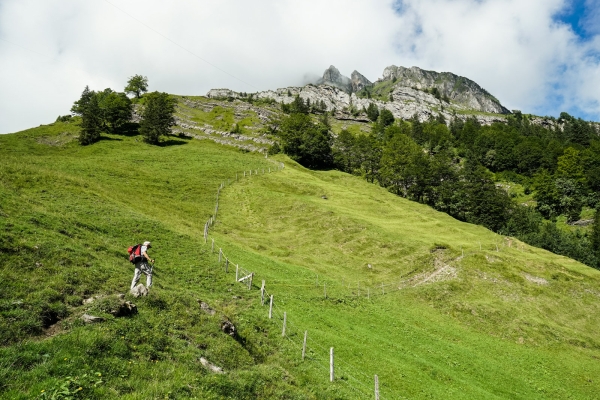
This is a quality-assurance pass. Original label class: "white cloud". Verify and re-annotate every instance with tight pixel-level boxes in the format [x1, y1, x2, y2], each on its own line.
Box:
[0, 0, 599, 133]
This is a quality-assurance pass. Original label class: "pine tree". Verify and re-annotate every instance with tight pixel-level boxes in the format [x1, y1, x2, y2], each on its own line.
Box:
[71, 86, 102, 145]
[78, 92, 102, 145]
[366, 103, 379, 122]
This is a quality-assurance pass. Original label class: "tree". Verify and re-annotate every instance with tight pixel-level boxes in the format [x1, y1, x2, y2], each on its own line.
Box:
[332, 129, 356, 172]
[125, 74, 148, 99]
[379, 133, 427, 198]
[592, 206, 600, 268]
[139, 92, 176, 144]
[97, 89, 132, 133]
[366, 103, 379, 122]
[379, 109, 395, 128]
[277, 113, 332, 169]
[289, 95, 309, 114]
[71, 86, 102, 145]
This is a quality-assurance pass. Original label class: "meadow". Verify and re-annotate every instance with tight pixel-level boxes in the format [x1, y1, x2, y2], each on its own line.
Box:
[1, 119, 600, 398]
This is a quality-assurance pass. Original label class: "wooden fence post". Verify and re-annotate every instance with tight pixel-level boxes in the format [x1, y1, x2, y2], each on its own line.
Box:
[269, 295, 273, 319]
[225, 258, 229, 273]
[244, 171, 246, 177]
[375, 375, 380, 400]
[330, 348, 334, 382]
[302, 331, 307, 360]
[269, 167, 271, 173]
[282, 312, 287, 337]
[235, 264, 239, 281]
[261, 280, 265, 305]
[248, 273, 254, 290]
[211, 239, 214, 253]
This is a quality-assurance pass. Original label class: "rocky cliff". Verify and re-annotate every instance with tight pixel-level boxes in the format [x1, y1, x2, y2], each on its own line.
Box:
[207, 64, 512, 125]
[381, 65, 509, 114]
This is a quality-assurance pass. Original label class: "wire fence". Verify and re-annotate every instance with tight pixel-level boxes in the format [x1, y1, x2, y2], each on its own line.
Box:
[200, 158, 523, 399]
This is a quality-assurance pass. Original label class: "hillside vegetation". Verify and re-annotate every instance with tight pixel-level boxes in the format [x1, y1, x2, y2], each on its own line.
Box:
[2, 116, 600, 399]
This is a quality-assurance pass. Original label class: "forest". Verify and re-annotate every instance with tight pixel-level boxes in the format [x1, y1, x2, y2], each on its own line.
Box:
[271, 96, 600, 269]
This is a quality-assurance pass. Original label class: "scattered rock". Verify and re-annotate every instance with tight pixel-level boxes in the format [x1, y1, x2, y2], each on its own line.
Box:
[570, 219, 594, 226]
[82, 297, 96, 305]
[130, 284, 149, 298]
[321, 195, 328, 199]
[524, 274, 548, 285]
[221, 320, 236, 336]
[81, 314, 105, 324]
[198, 301, 216, 315]
[200, 357, 224, 374]
[35, 262, 43, 268]
[110, 301, 138, 317]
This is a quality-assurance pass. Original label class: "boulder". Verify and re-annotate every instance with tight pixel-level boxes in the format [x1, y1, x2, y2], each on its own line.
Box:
[110, 301, 138, 317]
[198, 301, 216, 315]
[221, 320, 236, 336]
[200, 357, 223, 374]
[81, 314, 105, 323]
[130, 284, 148, 298]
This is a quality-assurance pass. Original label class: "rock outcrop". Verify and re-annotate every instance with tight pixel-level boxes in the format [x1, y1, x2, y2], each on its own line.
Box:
[381, 65, 509, 114]
[316, 65, 352, 93]
[351, 70, 372, 92]
[207, 63, 512, 125]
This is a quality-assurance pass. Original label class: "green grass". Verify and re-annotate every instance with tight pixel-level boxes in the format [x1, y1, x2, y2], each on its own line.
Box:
[212, 158, 600, 399]
[2, 120, 600, 398]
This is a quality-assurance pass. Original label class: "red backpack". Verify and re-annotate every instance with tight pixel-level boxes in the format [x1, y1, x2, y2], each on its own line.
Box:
[127, 244, 143, 264]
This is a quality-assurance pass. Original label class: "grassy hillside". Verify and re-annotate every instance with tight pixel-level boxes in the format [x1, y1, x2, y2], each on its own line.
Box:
[1, 120, 600, 399]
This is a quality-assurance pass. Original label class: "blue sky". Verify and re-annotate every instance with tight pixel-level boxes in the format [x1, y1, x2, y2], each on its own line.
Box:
[556, 0, 597, 38]
[1, 0, 599, 134]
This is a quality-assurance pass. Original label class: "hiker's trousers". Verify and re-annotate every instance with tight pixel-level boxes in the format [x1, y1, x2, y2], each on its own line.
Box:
[131, 261, 153, 289]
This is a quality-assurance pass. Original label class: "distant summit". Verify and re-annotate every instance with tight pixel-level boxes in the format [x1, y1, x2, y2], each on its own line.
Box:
[316, 65, 352, 93]
[315, 66, 373, 93]
[208, 63, 511, 123]
[380, 65, 509, 114]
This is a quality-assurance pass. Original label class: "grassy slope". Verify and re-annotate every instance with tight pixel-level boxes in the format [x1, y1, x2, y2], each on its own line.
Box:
[0, 123, 321, 399]
[213, 159, 600, 399]
[1, 120, 600, 398]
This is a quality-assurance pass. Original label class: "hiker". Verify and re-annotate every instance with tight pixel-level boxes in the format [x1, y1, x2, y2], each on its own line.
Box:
[131, 241, 155, 290]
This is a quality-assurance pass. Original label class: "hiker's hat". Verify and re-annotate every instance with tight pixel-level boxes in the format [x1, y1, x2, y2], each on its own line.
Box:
[143, 241, 152, 247]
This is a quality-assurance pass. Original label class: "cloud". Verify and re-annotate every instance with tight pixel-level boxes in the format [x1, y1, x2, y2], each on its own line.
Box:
[0, 0, 599, 134]
[390, 0, 600, 119]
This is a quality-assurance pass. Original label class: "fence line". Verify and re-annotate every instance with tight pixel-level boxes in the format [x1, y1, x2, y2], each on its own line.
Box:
[199, 159, 520, 399]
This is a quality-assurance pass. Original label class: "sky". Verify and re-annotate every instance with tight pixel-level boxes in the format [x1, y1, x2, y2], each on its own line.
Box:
[1, 0, 599, 134]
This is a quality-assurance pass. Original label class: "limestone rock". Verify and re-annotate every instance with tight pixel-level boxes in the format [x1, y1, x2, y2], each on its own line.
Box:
[316, 65, 352, 93]
[81, 314, 105, 323]
[199, 301, 216, 315]
[130, 284, 148, 298]
[350, 70, 372, 92]
[200, 357, 224, 374]
[380, 65, 509, 114]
